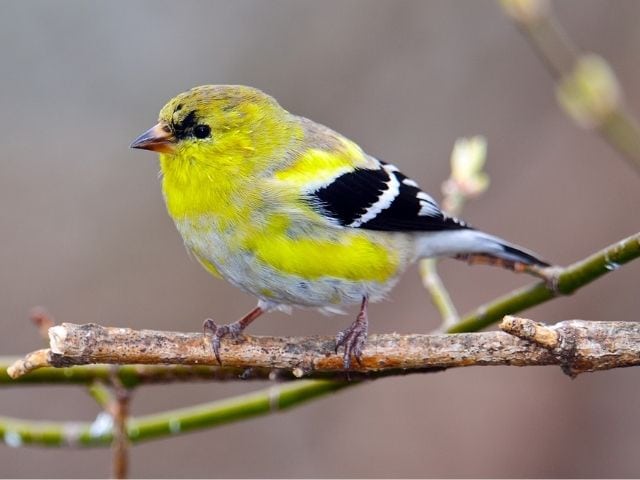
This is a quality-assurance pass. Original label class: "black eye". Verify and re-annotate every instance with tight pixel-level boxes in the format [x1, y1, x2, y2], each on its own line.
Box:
[193, 124, 211, 139]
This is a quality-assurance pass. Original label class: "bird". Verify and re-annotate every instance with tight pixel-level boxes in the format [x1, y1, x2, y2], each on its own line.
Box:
[131, 85, 550, 368]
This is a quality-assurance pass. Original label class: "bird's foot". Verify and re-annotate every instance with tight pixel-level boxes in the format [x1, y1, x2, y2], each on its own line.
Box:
[202, 305, 265, 365]
[335, 297, 369, 369]
[203, 319, 245, 365]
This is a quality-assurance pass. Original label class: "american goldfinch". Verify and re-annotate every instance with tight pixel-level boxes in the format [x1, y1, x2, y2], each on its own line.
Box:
[131, 85, 549, 368]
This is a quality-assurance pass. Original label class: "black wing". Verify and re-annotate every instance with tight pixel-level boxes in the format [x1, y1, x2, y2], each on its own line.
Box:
[311, 161, 469, 232]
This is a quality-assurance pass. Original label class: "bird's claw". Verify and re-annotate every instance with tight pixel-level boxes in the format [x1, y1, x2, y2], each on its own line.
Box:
[203, 318, 244, 365]
[335, 316, 368, 369]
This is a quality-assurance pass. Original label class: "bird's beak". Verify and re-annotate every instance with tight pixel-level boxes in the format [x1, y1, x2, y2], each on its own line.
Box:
[130, 123, 176, 153]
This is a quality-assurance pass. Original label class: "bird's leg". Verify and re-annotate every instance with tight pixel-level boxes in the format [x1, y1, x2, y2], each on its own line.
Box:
[203, 305, 264, 365]
[335, 296, 369, 369]
[454, 254, 562, 292]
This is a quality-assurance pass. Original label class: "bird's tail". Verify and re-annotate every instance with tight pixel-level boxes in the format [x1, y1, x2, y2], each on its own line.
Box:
[416, 228, 549, 267]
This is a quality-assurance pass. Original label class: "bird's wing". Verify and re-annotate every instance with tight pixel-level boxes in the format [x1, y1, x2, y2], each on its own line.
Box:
[308, 158, 469, 232]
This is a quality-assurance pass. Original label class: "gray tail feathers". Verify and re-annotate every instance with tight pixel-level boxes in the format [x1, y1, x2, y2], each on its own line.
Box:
[416, 229, 549, 267]
[497, 240, 550, 267]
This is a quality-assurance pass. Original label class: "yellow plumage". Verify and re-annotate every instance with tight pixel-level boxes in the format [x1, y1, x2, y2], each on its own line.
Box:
[131, 85, 548, 367]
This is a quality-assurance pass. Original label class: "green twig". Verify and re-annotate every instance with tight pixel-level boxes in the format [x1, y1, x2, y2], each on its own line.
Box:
[0, 380, 350, 448]
[499, 0, 640, 171]
[598, 109, 640, 168]
[0, 362, 279, 387]
[87, 382, 113, 410]
[0, 360, 438, 386]
[419, 258, 459, 330]
[420, 135, 489, 328]
[449, 232, 640, 333]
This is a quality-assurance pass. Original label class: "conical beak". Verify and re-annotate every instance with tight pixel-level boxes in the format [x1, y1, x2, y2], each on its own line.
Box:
[130, 123, 176, 153]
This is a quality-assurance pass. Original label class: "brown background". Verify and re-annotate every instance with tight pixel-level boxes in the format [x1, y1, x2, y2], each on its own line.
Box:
[1, 0, 639, 477]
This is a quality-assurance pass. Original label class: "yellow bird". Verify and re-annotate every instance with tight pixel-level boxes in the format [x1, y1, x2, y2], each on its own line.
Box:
[131, 85, 549, 368]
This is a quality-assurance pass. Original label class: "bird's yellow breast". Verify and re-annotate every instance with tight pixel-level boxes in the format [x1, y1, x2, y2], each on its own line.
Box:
[160, 153, 256, 224]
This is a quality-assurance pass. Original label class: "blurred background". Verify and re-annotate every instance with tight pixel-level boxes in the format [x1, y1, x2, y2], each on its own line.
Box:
[1, 0, 639, 477]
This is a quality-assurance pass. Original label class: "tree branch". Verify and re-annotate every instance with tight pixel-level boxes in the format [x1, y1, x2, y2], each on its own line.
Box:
[5, 233, 639, 381]
[3, 316, 640, 448]
[7, 317, 640, 380]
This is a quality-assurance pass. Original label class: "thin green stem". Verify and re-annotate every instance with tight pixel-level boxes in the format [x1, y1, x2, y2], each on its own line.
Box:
[448, 232, 640, 333]
[597, 110, 640, 171]
[420, 258, 460, 329]
[518, 7, 578, 78]
[0, 360, 437, 386]
[87, 382, 113, 410]
[0, 362, 279, 386]
[0, 380, 350, 447]
[501, 0, 640, 171]
[421, 135, 488, 328]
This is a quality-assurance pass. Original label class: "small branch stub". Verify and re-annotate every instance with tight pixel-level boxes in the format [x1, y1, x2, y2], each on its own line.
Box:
[501, 315, 559, 349]
[7, 318, 640, 380]
[7, 349, 50, 379]
[502, 316, 640, 377]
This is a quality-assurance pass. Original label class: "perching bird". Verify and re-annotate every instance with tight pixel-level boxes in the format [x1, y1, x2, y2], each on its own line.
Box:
[131, 85, 549, 368]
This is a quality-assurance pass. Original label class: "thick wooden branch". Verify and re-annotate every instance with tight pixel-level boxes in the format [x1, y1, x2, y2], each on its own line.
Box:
[7, 317, 640, 379]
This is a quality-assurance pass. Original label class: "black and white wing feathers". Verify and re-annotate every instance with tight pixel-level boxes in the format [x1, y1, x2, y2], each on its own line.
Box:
[312, 161, 468, 232]
[309, 159, 549, 267]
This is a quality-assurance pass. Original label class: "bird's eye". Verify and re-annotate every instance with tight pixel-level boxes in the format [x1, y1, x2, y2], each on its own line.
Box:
[193, 124, 211, 139]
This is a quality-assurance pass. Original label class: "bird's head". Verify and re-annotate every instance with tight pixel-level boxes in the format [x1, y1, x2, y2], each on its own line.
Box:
[131, 85, 300, 169]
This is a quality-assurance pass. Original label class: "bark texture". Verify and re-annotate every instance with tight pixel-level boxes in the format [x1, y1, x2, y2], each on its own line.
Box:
[7, 317, 640, 379]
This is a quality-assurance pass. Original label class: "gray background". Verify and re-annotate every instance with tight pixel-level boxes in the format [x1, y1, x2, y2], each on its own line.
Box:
[1, 0, 639, 477]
